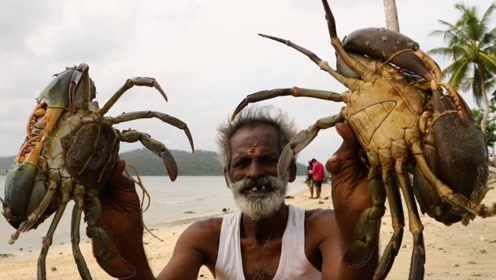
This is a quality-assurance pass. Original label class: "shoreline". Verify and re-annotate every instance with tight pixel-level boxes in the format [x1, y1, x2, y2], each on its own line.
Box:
[1, 183, 496, 279]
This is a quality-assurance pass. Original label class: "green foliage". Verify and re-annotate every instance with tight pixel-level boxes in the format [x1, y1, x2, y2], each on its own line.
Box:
[429, 3, 496, 103]
[428, 3, 496, 133]
[119, 148, 308, 176]
[0, 150, 308, 176]
[119, 148, 223, 176]
[472, 107, 496, 147]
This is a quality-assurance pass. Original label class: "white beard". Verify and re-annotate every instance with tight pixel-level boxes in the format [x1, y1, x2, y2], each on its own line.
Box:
[229, 176, 288, 222]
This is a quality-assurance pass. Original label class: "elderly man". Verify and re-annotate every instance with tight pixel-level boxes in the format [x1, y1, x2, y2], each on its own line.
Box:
[99, 105, 377, 279]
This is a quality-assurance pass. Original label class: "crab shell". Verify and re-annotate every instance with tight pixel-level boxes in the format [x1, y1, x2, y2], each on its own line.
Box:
[61, 122, 120, 191]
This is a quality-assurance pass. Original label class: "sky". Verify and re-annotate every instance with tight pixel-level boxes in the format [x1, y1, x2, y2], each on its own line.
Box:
[1, 0, 494, 168]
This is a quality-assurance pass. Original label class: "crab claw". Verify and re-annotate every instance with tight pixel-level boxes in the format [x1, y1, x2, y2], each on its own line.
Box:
[86, 226, 135, 278]
[341, 27, 437, 82]
[2, 162, 39, 228]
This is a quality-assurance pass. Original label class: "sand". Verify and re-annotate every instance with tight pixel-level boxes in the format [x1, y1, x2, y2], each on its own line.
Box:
[1, 184, 496, 280]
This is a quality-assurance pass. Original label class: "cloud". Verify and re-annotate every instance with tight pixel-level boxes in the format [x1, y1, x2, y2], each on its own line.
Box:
[1, 0, 493, 169]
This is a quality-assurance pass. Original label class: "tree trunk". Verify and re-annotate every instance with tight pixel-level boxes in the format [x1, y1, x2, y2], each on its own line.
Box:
[383, 0, 400, 32]
[479, 66, 489, 133]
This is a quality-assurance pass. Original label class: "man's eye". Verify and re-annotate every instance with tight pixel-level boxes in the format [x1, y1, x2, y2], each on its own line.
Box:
[264, 157, 279, 165]
[232, 159, 248, 168]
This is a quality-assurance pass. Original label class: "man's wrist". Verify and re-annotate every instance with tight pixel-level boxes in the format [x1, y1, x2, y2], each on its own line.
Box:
[113, 230, 155, 280]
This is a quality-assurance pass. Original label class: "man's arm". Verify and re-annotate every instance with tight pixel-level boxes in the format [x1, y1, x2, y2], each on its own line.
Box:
[157, 219, 220, 279]
[101, 161, 218, 280]
[326, 122, 378, 278]
[99, 160, 154, 280]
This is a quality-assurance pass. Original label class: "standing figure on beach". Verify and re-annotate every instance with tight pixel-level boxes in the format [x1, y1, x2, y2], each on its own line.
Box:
[306, 160, 314, 198]
[99, 105, 377, 279]
[308, 158, 324, 199]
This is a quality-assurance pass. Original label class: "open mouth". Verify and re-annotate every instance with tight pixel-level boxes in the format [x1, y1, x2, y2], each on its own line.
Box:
[241, 185, 273, 194]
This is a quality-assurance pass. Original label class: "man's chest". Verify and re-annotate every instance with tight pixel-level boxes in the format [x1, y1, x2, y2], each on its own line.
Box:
[240, 239, 282, 279]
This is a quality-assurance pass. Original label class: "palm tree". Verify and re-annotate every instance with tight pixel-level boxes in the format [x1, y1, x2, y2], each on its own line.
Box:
[428, 3, 496, 133]
[383, 0, 400, 32]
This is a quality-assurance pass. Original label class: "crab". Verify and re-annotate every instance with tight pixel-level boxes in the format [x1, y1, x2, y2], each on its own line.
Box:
[1, 63, 194, 280]
[231, 1, 494, 279]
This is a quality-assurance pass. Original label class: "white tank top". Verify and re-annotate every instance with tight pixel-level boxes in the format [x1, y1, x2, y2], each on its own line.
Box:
[214, 205, 321, 279]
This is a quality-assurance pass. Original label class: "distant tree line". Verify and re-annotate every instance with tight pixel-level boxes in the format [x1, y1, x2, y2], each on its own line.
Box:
[0, 149, 308, 176]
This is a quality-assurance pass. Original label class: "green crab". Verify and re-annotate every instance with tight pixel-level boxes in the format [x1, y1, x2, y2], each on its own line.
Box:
[2, 63, 194, 279]
[231, 1, 493, 279]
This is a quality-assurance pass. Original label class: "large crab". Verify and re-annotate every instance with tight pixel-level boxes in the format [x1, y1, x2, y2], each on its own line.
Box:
[1, 63, 194, 280]
[232, 1, 494, 279]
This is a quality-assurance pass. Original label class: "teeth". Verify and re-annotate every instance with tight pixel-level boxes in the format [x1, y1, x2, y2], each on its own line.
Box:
[249, 186, 267, 192]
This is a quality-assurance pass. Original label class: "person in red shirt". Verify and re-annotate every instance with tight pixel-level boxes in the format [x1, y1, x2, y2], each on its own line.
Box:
[309, 158, 324, 199]
[306, 160, 314, 198]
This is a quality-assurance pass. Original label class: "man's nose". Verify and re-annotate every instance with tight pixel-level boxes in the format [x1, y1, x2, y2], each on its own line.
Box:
[245, 161, 264, 179]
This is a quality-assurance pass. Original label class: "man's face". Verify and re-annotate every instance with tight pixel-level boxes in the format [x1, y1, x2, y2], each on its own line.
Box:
[227, 123, 288, 221]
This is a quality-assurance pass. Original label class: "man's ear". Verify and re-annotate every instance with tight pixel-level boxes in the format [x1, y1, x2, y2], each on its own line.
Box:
[288, 160, 297, 182]
[223, 168, 230, 188]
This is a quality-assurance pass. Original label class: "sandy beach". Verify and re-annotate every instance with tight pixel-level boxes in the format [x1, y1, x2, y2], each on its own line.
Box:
[1, 183, 496, 280]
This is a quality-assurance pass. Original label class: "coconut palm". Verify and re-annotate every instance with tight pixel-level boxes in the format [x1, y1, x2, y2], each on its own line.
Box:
[428, 3, 496, 133]
[383, 0, 400, 32]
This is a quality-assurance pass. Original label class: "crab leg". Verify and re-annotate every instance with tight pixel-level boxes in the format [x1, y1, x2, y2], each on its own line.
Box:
[370, 151, 406, 280]
[98, 77, 169, 116]
[71, 185, 92, 279]
[343, 166, 385, 267]
[258, 33, 365, 90]
[278, 113, 344, 178]
[105, 110, 194, 153]
[394, 156, 426, 280]
[115, 129, 178, 181]
[36, 178, 73, 280]
[233, 87, 343, 121]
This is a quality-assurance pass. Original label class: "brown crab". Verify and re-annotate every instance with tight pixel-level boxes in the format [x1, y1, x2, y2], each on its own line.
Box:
[231, 1, 494, 279]
[2, 63, 194, 280]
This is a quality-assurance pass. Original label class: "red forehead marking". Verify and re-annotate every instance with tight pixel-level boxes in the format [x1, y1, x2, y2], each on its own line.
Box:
[247, 145, 258, 155]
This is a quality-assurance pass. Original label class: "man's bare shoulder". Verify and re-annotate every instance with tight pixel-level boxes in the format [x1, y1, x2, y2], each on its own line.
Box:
[183, 216, 223, 237]
[303, 207, 338, 235]
[173, 216, 224, 267]
[304, 207, 335, 220]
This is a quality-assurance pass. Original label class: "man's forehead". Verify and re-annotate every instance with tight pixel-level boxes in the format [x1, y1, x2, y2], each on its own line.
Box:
[231, 126, 279, 145]
[232, 123, 280, 138]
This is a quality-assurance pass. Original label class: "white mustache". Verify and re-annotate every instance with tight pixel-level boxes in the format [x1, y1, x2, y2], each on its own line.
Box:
[230, 176, 281, 193]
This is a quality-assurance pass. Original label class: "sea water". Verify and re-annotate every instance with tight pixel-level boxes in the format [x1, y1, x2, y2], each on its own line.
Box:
[0, 175, 307, 254]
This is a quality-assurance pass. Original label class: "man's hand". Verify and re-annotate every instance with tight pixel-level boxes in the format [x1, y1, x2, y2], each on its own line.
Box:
[326, 122, 377, 278]
[96, 160, 154, 279]
[327, 122, 370, 216]
[326, 122, 372, 246]
[99, 160, 143, 242]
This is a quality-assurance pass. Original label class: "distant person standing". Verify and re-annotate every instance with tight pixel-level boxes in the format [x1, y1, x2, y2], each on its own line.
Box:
[306, 160, 314, 198]
[309, 158, 324, 199]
